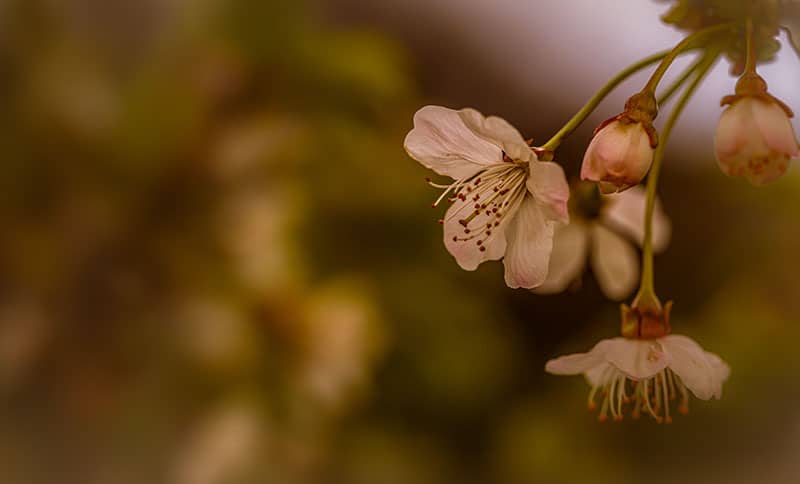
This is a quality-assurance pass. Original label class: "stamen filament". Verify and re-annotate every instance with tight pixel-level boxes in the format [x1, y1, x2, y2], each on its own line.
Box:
[661, 370, 672, 423]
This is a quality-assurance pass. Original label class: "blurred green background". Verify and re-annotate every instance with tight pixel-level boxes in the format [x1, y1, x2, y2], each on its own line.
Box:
[1, 1, 800, 483]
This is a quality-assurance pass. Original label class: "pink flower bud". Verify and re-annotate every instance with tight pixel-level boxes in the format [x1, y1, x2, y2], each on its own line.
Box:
[714, 96, 799, 186]
[580, 120, 654, 194]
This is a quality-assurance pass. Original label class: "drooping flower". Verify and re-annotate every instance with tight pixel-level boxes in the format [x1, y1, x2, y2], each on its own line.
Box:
[715, 95, 799, 185]
[534, 184, 671, 300]
[545, 334, 729, 423]
[404, 105, 570, 289]
[581, 120, 656, 194]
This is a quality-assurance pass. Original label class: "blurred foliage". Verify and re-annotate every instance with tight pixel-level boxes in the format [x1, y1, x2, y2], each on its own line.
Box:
[661, 0, 783, 70]
[0, 0, 800, 483]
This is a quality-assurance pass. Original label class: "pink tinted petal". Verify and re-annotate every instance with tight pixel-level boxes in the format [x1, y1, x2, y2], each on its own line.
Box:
[459, 108, 532, 162]
[714, 99, 790, 186]
[533, 223, 589, 295]
[714, 99, 758, 160]
[752, 99, 800, 157]
[503, 197, 554, 289]
[704, 351, 731, 399]
[526, 160, 570, 224]
[588, 122, 631, 173]
[545, 338, 617, 375]
[584, 362, 614, 387]
[601, 186, 671, 252]
[659, 334, 716, 400]
[581, 121, 653, 193]
[604, 338, 669, 380]
[443, 196, 507, 271]
[589, 224, 639, 301]
[404, 105, 502, 179]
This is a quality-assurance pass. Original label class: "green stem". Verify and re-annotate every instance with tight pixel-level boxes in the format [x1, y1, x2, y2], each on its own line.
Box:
[656, 52, 708, 106]
[636, 49, 721, 304]
[642, 23, 732, 95]
[744, 18, 757, 75]
[539, 50, 669, 152]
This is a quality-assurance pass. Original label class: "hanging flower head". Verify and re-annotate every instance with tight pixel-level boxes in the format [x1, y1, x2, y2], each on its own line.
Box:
[546, 298, 729, 423]
[534, 183, 671, 300]
[714, 15, 800, 186]
[404, 106, 570, 289]
[581, 92, 659, 194]
[545, 330, 730, 423]
[714, 73, 799, 185]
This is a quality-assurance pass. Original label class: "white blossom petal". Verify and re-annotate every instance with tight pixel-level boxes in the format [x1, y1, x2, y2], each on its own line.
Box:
[404, 106, 502, 179]
[526, 160, 570, 224]
[752, 99, 800, 157]
[704, 351, 731, 399]
[589, 224, 639, 301]
[458, 108, 532, 162]
[714, 98, 793, 186]
[601, 186, 671, 253]
[584, 362, 614, 387]
[581, 121, 654, 194]
[544, 339, 617, 375]
[659, 334, 717, 400]
[533, 223, 589, 294]
[715, 99, 763, 160]
[503, 197, 554, 289]
[603, 338, 669, 380]
[442, 196, 507, 271]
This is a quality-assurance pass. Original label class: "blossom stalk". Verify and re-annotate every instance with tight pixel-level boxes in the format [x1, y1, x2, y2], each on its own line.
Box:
[637, 49, 721, 305]
[539, 50, 669, 153]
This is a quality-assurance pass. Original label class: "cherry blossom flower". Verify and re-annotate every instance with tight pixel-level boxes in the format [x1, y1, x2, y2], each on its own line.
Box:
[581, 120, 655, 194]
[534, 185, 670, 300]
[404, 105, 569, 289]
[715, 95, 799, 185]
[545, 335, 730, 423]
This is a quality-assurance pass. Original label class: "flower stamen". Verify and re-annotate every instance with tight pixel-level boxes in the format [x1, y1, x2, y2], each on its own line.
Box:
[429, 160, 530, 251]
[589, 368, 690, 424]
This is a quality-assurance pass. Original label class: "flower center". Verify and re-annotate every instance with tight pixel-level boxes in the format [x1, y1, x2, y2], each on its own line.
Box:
[428, 158, 529, 251]
[568, 180, 605, 221]
[588, 367, 689, 424]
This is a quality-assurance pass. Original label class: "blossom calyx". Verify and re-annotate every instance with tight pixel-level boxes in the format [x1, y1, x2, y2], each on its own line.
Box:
[620, 299, 673, 340]
[622, 91, 659, 128]
[721, 71, 792, 116]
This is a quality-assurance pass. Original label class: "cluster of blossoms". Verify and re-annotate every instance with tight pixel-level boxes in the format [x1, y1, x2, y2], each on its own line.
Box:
[404, 1, 800, 423]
